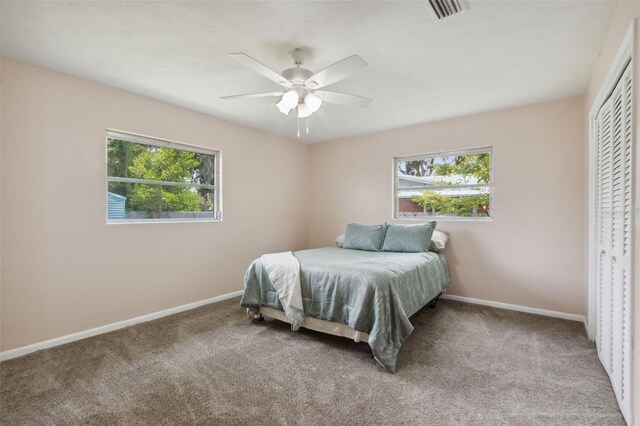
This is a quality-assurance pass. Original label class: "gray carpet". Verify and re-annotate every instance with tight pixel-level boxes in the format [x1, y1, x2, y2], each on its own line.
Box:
[0, 298, 624, 425]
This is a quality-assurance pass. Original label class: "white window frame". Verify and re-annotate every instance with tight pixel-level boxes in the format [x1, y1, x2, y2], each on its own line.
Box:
[393, 147, 493, 222]
[105, 129, 222, 224]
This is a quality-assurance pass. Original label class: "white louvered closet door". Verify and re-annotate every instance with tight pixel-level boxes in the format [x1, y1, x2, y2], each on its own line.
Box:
[595, 62, 633, 423]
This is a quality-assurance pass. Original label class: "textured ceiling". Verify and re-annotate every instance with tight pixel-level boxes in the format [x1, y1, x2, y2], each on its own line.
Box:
[1, 1, 617, 143]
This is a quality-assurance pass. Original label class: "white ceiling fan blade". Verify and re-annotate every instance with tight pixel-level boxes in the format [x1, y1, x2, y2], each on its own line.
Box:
[221, 92, 284, 100]
[314, 90, 373, 107]
[305, 55, 368, 89]
[229, 53, 293, 89]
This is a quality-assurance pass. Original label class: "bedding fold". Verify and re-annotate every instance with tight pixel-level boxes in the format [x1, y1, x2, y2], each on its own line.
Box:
[260, 251, 304, 331]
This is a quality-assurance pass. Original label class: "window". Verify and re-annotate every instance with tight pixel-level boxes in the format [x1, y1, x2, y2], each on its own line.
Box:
[106, 130, 221, 222]
[394, 148, 492, 220]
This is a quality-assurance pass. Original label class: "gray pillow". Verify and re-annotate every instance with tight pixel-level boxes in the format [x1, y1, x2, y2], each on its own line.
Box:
[382, 222, 437, 253]
[342, 223, 388, 252]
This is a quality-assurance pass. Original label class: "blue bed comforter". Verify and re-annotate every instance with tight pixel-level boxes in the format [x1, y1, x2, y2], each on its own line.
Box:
[240, 246, 450, 372]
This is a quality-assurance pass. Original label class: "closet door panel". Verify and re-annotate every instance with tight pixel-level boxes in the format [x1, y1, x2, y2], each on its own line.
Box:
[619, 65, 633, 410]
[597, 100, 614, 373]
[594, 61, 633, 423]
[611, 83, 624, 392]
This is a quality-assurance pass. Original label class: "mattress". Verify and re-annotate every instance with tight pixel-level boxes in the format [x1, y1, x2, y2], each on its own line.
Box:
[240, 246, 450, 372]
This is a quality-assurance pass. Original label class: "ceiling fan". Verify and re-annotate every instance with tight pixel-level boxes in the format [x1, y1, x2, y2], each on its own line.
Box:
[221, 48, 372, 133]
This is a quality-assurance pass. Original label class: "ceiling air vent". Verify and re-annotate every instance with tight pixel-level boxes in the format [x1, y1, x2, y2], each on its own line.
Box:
[426, 0, 467, 20]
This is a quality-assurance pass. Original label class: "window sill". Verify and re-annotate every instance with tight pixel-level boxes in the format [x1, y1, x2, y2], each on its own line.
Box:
[393, 216, 492, 222]
[107, 219, 222, 225]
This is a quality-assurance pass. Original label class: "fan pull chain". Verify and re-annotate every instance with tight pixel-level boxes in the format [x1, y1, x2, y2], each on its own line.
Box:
[297, 116, 300, 138]
[306, 118, 309, 134]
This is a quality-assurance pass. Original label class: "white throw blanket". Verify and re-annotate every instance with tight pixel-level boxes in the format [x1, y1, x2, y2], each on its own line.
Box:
[261, 251, 305, 331]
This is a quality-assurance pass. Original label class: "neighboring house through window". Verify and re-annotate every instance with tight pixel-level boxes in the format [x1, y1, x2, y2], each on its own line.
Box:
[106, 130, 221, 222]
[394, 148, 492, 220]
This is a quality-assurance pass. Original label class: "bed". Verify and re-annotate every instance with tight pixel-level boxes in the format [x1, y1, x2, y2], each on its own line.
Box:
[240, 245, 450, 373]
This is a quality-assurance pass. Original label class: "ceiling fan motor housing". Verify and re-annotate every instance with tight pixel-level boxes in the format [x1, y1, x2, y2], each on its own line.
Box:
[282, 67, 313, 86]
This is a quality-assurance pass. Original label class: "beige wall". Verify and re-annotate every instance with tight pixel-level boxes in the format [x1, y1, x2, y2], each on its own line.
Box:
[0, 59, 309, 351]
[308, 96, 586, 315]
[584, 2, 640, 422]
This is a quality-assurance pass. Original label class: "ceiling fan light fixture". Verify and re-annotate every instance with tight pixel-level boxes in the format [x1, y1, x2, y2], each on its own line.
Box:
[304, 93, 322, 113]
[277, 90, 299, 115]
[276, 101, 293, 115]
[297, 103, 312, 118]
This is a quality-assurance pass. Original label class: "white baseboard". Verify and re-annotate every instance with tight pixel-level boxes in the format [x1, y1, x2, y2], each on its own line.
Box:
[2, 291, 586, 362]
[0, 290, 244, 362]
[441, 294, 585, 322]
